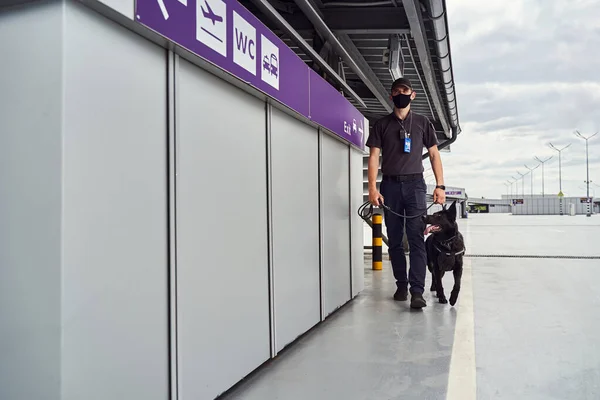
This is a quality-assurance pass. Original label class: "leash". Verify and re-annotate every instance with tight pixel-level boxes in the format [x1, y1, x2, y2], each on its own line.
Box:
[358, 200, 437, 221]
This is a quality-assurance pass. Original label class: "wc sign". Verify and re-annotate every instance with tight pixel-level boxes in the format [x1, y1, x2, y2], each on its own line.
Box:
[230, 10, 280, 89]
[233, 11, 256, 75]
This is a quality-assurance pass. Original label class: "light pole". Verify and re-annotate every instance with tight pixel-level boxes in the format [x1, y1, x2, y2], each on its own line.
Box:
[506, 179, 514, 200]
[548, 142, 571, 216]
[503, 182, 509, 199]
[516, 170, 527, 198]
[516, 170, 529, 214]
[507, 178, 516, 212]
[524, 163, 540, 197]
[524, 163, 539, 215]
[575, 130, 598, 217]
[548, 142, 571, 195]
[511, 176, 519, 197]
[534, 155, 553, 197]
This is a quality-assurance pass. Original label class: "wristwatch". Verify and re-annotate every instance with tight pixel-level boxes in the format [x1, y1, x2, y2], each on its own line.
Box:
[435, 185, 446, 190]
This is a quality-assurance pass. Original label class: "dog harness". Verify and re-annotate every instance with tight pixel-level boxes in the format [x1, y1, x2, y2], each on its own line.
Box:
[433, 235, 465, 257]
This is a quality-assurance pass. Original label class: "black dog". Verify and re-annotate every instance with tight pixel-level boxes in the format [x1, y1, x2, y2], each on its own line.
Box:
[422, 201, 466, 306]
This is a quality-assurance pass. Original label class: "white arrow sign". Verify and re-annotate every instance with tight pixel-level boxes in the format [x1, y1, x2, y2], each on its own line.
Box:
[157, 0, 188, 20]
[157, 0, 169, 19]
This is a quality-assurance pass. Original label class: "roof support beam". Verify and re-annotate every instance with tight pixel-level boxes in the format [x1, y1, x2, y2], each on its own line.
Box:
[281, 7, 411, 34]
[401, 0, 450, 137]
[248, 0, 366, 107]
[291, 0, 393, 113]
[335, 34, 393, 113]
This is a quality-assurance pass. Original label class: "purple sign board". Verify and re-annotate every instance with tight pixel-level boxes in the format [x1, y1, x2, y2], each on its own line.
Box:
[308, 70, 367, 150]
[135, 0, 366, 150]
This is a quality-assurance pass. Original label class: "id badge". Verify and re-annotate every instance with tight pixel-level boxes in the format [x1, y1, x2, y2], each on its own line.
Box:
[404, 137, 412, 153]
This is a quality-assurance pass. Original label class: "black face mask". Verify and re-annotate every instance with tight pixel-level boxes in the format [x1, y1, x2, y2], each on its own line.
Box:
[392, 93, 412, 109]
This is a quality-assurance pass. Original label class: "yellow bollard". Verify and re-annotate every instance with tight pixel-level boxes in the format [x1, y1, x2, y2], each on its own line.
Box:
[372, 213, 383, 270]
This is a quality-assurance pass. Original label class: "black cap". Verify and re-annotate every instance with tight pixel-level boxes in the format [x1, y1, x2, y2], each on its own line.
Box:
[391, 77, 413, 92]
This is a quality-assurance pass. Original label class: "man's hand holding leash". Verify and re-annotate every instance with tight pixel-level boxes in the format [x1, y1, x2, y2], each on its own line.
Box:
[369, 187, 384, 207]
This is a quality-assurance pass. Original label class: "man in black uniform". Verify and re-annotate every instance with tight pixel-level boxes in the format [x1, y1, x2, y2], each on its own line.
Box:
[366, 77, 446, 309]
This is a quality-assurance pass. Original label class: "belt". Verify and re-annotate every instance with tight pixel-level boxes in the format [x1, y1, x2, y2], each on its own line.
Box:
[382, 173, 423, 182]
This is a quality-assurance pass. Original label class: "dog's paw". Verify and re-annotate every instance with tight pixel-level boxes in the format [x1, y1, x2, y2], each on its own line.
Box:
[449, 291, 459, 306]
[438, 296, 448, 304]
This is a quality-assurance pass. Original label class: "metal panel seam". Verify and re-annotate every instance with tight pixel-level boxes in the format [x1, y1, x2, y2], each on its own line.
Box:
[318, 128, 324, 321]
[347, 146, 353, 298]
[60, 3, 67, 397]
[265, 102, 277, 356]
[167, 50, 179, 400]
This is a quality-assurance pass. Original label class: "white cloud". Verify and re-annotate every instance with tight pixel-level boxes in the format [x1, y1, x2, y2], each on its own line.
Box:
[440, 0, 600, 199]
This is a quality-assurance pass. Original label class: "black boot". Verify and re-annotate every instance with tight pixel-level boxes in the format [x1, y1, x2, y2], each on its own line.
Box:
[410, 292, 427, 309]
[394, 287, 408, 301]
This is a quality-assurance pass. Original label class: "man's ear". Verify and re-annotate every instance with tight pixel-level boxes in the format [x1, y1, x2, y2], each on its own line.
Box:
[411, 91, 417, 100]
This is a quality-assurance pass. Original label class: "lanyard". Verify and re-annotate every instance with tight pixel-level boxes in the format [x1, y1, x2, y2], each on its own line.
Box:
[396, 113, 413, 139]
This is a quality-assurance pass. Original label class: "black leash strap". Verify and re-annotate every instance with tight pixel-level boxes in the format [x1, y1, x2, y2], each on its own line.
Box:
[358, 200, 437, 221]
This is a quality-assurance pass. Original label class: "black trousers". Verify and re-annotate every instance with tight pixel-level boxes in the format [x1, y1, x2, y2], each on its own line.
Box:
[380, 177, 428, 294]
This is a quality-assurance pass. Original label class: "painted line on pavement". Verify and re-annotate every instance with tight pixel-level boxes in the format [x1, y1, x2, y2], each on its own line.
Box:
[446, 257, 477, 400]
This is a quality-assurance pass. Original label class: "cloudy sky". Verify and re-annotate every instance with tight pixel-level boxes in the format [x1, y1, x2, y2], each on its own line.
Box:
[433, 0, 600, 199]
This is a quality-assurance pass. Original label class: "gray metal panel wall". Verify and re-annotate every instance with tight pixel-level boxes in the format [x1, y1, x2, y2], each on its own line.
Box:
[270, 106, 321, 352]
[321, 132, 352, 315]
[0, 4, 63, 399]
[350, 149, 365, 297]
[1, 2, 367, 397]
[489, 205, 510, 213]
[97, 0, 134, 19]
[176, 58, 270, 400]
[513, 198, 591, 215]
[61, 3, 169, 399]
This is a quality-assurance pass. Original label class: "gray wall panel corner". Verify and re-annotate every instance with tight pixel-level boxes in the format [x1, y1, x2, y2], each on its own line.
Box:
[320, 132, 352, 316]
[176, 58, 270, 400]
[61, 3, 169, 399]
[0, 4, 64, 400]
[270, 106, 321, 353]
[350, 149, 365, 297]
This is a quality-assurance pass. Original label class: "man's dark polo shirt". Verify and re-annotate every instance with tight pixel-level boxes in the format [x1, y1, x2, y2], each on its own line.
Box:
[366, 111, 438, 176]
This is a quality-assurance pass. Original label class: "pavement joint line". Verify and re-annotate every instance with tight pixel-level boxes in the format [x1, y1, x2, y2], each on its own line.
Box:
[364, 254, 600, 260]
[464, 254, 600, 259]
